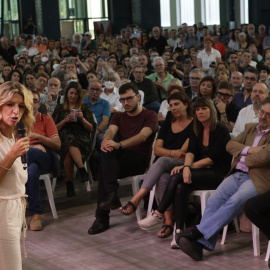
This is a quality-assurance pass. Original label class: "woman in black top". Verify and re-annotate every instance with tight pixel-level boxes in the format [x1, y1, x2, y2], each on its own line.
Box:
[139, 97, 232, 240]
[119, 88, 193, 237]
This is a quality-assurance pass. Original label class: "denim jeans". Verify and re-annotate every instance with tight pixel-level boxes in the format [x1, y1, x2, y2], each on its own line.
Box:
[26, 147, 53, 216]
[196, 172, 258, 250]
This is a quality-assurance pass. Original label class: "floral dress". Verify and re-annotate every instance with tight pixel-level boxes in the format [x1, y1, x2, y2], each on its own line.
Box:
[52, 103, 96, 162]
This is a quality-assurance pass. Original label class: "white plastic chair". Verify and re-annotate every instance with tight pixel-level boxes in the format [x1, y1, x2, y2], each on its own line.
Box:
[39, 173, 58, 219]
[138, 90, 144, 107]
[265, 241, 270, 261]
[221, 218, 260, 256]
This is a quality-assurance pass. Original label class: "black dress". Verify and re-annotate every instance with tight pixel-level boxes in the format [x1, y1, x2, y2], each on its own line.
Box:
[52, 103, 96, 162]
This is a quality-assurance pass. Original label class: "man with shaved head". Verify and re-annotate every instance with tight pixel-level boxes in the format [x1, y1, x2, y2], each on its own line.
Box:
[148, 26, 168, 55]
[233, 82, 269, 135]
[0, 36, 17, 65]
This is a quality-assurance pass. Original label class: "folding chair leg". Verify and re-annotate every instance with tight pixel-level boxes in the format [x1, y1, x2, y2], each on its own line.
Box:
[42, 175, 58, 219]
[252, 224, 260, 256]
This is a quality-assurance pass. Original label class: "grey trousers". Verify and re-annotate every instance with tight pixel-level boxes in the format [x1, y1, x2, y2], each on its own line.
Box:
[141, 157, 184, 208]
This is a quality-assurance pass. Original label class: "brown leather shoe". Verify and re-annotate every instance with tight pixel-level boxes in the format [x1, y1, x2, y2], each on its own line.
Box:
[30, 214, 43, 231]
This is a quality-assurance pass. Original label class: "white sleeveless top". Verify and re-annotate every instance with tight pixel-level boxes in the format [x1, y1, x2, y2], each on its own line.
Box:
[0, 135, 27, 199]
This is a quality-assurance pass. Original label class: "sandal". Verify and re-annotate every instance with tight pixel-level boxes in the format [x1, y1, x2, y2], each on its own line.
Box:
[158, 224, 173, 238]
[118, 201, 137, 215]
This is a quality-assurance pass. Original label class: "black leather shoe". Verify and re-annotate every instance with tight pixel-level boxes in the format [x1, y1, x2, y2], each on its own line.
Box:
[99, 192, 121, 211]
[178, 237, 203, 261]
[66, 181, 75, 197]
[175, 230, 193, 244]
[88, 218, 109, 235]
[79, 168, 89, 183]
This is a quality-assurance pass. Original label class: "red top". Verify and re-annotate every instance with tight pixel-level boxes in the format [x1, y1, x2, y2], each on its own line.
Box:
[212, 42, 226, 57]
[30, 112, 59, 145]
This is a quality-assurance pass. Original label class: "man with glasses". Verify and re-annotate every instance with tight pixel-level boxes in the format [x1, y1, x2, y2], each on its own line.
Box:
[26, 91, 61, 231]
[88, 82, 158, 234]
[177, 97, 270, 261]
[233, 82, 269, 136]
[215, 82, 240, 132]
[185, 68, 203, 100]
[232, 67, 259, 110]
[132, 65, 160, 113]
[83, 79, 110, 152]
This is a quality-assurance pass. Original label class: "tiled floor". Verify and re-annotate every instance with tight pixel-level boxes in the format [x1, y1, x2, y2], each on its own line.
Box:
[22, 180, 270, 270]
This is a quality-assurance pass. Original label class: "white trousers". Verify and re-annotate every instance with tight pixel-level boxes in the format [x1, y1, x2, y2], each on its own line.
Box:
[0, 198, 24, 270]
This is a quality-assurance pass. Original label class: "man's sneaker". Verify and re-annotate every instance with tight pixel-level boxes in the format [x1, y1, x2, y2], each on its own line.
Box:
[30, 214, 42, 231]
[138, 210, 164, 230]
[171, 229, 181, 249]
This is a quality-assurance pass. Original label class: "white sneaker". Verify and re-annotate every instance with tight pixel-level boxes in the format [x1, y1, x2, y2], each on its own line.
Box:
[171, 229, 181, 249]
[138, 210, 164, 230]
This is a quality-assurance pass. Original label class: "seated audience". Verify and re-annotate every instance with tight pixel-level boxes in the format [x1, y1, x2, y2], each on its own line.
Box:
[139, 97, 231, 250]
[88, 82, 158, 234]
[119, 89, 193, 241]
[26, 91, 61, 231]
[146, 56, 174, 102]
[132, 65, 160, 113]
[233, 83, 269, 135]
[52, 82, 96, 197]
[232, 67, 259, 109]
[175, 97, 270, 261]
[215, 82, 240, 132]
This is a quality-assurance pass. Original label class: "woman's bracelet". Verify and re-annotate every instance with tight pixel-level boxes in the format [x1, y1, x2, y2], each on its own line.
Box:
[182, 165, 191, 170]
[0, 164, 11, 171]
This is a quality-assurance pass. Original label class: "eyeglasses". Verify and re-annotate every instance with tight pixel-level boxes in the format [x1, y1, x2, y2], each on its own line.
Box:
[33, 99, 40, 104]
[217, 92, 232, 100]
[260, 109, 270, 118]
[244, 76, 257, 82]
[89, 88, 102, 92]
[119, 95, 136, 103]
[134, 71, 144, 74]
[189, 77, 201, 81]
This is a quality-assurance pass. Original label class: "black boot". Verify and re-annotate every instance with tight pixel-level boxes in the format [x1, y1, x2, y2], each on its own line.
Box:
[99, 192, 121, 211]
[79, 167, 89, 183]
[66, 181, 75, 197]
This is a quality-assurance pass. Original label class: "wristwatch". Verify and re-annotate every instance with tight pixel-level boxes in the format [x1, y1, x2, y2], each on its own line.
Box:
[117, 142, 122, 149]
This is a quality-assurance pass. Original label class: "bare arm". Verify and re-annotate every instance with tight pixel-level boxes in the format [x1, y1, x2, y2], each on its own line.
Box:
[0, 137, 29, 184]
[154, 138, 189, 160]
[97, 115, 109, 134]
[101, 126, 153, 152]
[197, 58, 208, 73]
[29, 133, 61, 150]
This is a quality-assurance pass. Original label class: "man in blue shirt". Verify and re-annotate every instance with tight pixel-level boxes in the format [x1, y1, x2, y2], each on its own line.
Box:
[83, 79, 111, 151]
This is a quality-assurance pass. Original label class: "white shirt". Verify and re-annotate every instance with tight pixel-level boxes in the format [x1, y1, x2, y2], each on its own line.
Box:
[100, 87, 123, 112]
[232, 104, 259, 136]
[167, 38, 180, 48]
[197, 48, 221, 76]
[159, 100, 169, 118]
[27, 46, 39, 56]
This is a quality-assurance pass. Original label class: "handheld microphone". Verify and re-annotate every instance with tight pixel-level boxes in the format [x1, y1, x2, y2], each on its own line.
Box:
[16, 121, 27, 170]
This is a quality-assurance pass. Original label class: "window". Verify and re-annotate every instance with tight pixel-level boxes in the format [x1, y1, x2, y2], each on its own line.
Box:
[240, 0, 249, 24]
[160, 0, 171, 27]
[59, 0, 108, 38]
[201, 0, 220, 25]
[176, 0, 195, 26]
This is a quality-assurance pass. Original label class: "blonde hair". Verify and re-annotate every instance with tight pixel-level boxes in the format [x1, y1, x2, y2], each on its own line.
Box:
[0, 82, 34, 136]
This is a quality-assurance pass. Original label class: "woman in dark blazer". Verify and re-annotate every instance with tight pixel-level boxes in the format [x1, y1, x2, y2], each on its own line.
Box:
[139, 97, 232, 242]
